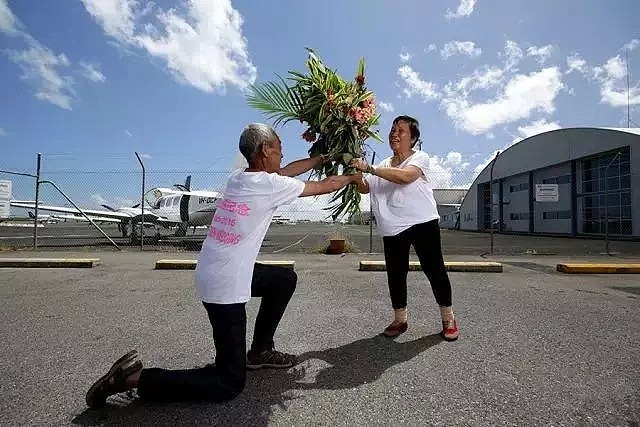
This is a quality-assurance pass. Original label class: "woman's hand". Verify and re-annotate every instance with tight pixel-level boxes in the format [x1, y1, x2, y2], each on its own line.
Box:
[349, 158, 371, 173]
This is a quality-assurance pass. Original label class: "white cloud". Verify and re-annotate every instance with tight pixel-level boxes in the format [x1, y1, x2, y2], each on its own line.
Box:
[622, 39, 640, 52]
[2, 0, 103, 109]
[513, 119, 561, 143]
[0, 0, 19, 35]
[526, 44, 553, 64]
[424, 152, 473, 188]
[425, 44, 437, 53]
[500, 40, 523, 70]
[79, 62, 106, 83]
[399, 52, 412, 63]
[449, 65, 504, 96]
[81, 0, 257, 93]
[378, 101, 394, 112]
[8, 40, 76, 110]
[397, 65, 440, 101]
[472, 149, 500, 177]
[592, 43, 640, 107]
[566, 53, 587, 75]
[442, 67, 564, 135]
[0, 127, 6, 137]
[80, 0, 139, 41]
[446, 0, 476, 18]
[440, 41, 482, 60]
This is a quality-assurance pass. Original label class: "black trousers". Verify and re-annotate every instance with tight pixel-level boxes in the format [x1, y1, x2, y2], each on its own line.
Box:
[136, 263, 297, 402]
[382, 219, 452, 309]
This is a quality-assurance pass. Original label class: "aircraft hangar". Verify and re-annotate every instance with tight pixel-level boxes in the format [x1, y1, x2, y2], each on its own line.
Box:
[458, 127, 640, 239]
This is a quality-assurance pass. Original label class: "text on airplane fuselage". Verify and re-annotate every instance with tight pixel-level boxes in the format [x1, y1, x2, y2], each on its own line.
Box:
[198, 196, 217, 204]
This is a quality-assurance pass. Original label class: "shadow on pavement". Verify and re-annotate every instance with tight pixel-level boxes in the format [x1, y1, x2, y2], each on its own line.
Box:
[71, 333, 443, 426]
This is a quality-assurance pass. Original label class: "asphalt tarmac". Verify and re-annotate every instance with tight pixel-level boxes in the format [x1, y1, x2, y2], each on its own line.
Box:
[1, 251, 639, 425]
[1, 222, 640, 256]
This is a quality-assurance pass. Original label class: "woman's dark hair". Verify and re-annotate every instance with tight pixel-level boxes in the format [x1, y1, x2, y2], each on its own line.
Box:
[392, 115, 421, 147]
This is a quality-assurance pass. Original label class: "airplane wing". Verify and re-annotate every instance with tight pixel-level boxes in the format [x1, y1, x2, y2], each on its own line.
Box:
[51, 214, 123, 224]
[10, 202, 133, 220]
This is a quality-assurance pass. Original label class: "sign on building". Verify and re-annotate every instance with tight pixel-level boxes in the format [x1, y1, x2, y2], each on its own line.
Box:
[0, 180, 11, 219]
[535, 184, 559, 202]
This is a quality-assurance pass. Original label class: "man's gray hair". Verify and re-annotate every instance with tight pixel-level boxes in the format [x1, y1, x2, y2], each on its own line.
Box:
[239, 123, 279, 163]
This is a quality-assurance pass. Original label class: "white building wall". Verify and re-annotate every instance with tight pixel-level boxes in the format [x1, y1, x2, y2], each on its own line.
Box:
[501, 174, 530, 232]
[533, 163, 572, 234]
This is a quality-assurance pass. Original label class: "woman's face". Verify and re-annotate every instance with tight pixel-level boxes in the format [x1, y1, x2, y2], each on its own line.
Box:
[388, 120, 413, 153]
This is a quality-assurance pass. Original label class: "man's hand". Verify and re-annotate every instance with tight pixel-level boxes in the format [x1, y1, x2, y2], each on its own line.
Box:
[350, 158, 373, 174]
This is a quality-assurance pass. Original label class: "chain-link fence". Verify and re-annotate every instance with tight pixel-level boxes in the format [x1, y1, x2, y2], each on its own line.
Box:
[1, 152, 638, 256]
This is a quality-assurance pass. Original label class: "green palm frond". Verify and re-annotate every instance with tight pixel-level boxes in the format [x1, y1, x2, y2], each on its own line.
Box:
[246, 75, 302, 127]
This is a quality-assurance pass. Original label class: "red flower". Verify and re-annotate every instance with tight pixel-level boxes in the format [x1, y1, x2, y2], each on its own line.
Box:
[302, 128, 317, 142]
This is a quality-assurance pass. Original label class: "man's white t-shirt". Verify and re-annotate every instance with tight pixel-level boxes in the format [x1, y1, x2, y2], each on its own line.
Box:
[195, 169, 305, 304]
[365, 150, 440, 237]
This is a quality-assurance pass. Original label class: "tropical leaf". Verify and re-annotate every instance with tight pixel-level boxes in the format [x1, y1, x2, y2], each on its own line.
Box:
[246, 76, 301, 127]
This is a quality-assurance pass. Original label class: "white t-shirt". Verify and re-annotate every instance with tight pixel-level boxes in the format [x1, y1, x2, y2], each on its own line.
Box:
[195, 169, 305, 304]
[365, 150, 440, 237]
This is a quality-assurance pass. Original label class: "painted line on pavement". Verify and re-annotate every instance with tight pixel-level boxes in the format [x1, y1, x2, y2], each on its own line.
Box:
[556, 263, 640, 274]
[0, 258, 101, 268]
[359, 260, 503, 272]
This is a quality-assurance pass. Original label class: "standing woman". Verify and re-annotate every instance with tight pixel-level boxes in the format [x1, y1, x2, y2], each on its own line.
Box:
[350, 115, 459, 341]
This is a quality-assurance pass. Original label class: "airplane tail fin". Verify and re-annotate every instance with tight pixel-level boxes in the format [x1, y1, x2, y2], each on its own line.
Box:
[185, 175, 191, 191]
[28, 211, 35, 219]
[101, 204, 118, 212]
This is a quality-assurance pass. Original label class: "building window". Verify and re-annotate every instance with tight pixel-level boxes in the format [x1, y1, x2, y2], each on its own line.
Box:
[509, 183, 528, 192]
[542, 174, 571, 185]
[543, 210, 572, 220]
[579, 147, 632, 235]
[510, 212, 530, 220]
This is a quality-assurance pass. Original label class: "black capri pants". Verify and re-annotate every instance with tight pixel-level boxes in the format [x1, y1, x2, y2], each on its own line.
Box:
[382, 219, 452, 309]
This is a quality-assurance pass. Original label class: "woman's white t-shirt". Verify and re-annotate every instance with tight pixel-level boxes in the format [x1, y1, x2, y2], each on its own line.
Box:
[195, 169, 305, 304]
[365, 150, 440, 237]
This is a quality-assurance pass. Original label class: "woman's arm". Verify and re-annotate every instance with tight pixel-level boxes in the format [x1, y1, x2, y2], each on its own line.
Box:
[350, 158, 422, 185]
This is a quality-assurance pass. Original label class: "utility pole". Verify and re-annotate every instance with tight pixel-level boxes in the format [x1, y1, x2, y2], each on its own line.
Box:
[627, 48, 630, 128]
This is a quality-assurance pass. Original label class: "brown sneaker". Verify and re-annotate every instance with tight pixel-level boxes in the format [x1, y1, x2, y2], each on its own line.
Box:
[85, 350, 142, 409]
[246, 349, 298, 370]
[383, 321, 408, 337]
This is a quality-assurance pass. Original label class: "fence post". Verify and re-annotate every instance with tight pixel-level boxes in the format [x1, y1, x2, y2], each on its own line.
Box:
[368, 151, 376, 254]
[489, 151, 500, 255]
[33, 153, 41, 250]
[135, 152, 145, 251]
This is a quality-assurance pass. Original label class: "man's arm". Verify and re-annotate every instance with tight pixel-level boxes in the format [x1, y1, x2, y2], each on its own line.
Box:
[280, 155, 328, 177]
[352, 173, 370, 194]
[300, 174, 361, 197]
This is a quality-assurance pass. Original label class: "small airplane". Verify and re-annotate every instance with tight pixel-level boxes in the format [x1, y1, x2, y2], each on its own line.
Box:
[10, 176, 222, 243]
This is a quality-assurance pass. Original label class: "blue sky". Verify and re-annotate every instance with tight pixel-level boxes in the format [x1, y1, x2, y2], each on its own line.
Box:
[1, 0, 639, 212]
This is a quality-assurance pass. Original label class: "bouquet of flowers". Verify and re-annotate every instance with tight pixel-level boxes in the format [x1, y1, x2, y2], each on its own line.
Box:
[246, 48, 382, 220]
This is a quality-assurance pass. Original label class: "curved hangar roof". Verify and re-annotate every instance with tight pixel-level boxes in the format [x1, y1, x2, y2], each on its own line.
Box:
[471, 127, 640, 185]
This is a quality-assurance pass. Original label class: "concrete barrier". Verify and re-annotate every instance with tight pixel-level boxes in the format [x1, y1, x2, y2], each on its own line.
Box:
[155, 259, 296, 270]
[556, 263, 640, 274]
[0, 258, 100, 268]
[359, 260, 503, 273]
